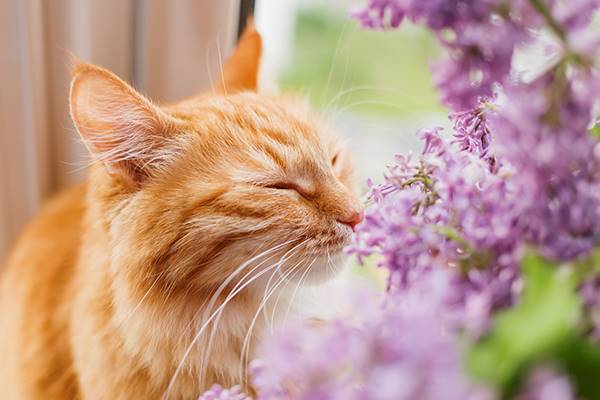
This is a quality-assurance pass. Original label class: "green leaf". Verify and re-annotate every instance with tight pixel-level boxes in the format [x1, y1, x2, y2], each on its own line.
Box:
[467, 253, 581, 398]
[573, 246, 600, 280]
[556, 337, 600, 399]
[589, 123, 600, 139]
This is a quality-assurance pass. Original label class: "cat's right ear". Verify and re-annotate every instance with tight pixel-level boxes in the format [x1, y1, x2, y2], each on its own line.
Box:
[69, 64, 185, 185]
[216, 19, 262, 93]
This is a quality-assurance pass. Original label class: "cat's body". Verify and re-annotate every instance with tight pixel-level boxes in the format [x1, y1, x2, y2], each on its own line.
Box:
[0, 178, 268, 399]
[0, 27, 362, 399]
[0, 185, 83, 399]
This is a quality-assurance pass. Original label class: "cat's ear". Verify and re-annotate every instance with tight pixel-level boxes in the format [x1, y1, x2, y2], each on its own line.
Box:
[217, 19, 262, 93]
[69, 64, 184, 184]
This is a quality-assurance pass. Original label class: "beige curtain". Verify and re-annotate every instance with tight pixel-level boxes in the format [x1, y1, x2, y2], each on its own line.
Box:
[0, 0, 240, 261]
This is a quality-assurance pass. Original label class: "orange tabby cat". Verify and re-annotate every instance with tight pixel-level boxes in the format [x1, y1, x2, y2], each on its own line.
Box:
[0, 26, 363, 399]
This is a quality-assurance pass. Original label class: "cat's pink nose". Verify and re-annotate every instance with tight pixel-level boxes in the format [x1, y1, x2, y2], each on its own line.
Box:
[339, 209, 364, 231]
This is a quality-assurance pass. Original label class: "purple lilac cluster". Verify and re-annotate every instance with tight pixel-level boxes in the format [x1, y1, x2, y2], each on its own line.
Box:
[490, 72, 600, 261]
[354, 0, 600, 316]
[349, 126, 523, 335]
[251, 275, 492, 400]
[245, 272, 576, 400]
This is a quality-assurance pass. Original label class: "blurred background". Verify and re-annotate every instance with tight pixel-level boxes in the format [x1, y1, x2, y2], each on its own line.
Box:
[0, 0, 444, 264]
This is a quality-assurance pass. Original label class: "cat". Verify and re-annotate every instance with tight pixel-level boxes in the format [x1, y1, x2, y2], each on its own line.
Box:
[0, 25, 363, 399]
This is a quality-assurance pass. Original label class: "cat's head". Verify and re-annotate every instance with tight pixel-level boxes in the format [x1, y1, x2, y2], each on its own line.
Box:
[69, 26, 363, 299]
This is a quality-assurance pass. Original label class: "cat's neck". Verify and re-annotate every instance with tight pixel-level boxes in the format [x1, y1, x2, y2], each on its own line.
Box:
[78, 246, 272, 395]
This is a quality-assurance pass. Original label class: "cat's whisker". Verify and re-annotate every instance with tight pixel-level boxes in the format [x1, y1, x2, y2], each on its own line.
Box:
[215, 38, 228, 95]
[270, 256, 317, 333]
[205, 36, 218, 91]
[202, 238, 295, 312]
[329, 52, 351, 115]
[326, 247, 339, 280]
[282, 257, 318, 327]
[325, 245, 334, 276]
[324, 85, 409, 115]
[260, 248, 291, 328]
[195, 239, 298, 373]
[265, 258, 305, 331]
[181, 237, 285, 357]
[164, 259, 283, 400]
[117, 268, 168, 327]
[258, 238, 310, 329]
[238, 257, 308, 386]
[331, 99, 418, 121]
[308, 251, 342, 314]
[197, 244, 296, 384]
[322, 19, 352, 106]
[165, 239, 308, 399]
[198, 239, 308, 379]
[237, 264, 298, 385]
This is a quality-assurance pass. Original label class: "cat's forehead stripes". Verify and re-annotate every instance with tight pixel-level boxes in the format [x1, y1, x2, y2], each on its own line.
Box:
[198, 95, 325, 143]
[189, 94, 334, 175]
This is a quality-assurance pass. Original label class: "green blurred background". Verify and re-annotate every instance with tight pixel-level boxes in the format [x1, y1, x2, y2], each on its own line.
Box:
[281, 8, 443, 118]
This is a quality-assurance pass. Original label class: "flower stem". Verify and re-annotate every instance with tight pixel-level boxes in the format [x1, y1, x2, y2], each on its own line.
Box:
[528, 0, 566, 41]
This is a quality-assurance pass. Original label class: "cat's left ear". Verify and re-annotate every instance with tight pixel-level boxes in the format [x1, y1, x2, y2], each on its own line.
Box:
[216, 19, 262, 93]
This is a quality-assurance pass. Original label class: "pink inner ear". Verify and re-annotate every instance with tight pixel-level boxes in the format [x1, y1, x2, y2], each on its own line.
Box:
[70, 65, 178, 183]
[74, 76, 149, 147]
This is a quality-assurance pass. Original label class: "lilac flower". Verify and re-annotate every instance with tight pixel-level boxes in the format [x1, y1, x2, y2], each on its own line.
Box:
[550, 0, 600, 31]
[410, 0, 497, 29]
[351, 0, 405, 29]
[348, 127, 523, 334]
[353, 0, 498, 31]
[418, 126, 445, 154]
[449, 99, 493, 159]
[252, 282, 493, 400]
[431, 22, 521, 110]
[490, 72, 600, 261]
[198, 385, 251, 400]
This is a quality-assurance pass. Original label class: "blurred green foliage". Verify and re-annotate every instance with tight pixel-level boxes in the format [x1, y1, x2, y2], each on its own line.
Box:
[281, 8, 444, 118]
[468, 253, 600, 399]
[589, 123, 600, 138]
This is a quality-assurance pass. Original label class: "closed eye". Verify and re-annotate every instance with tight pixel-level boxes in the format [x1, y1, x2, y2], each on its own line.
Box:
[263, 181, 315, 200]
[264, 182, 297, 191]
